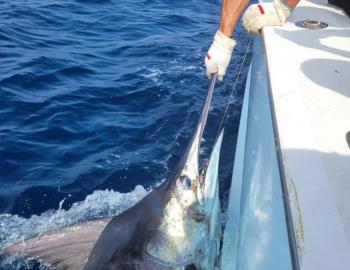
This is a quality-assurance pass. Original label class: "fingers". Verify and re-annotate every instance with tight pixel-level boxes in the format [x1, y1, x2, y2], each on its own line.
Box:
[205, 58, 226, 81]
[242, 1, 291, 34]
[217, 66, 226, 81]
[242, 4, 266, 34]
[204, 31, 236, 81]
[205, 54, 218, 79]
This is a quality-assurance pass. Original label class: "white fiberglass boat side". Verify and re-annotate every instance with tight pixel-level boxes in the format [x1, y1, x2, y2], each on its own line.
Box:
[263, 0, 350, 269]
[221, 0, 350, 269]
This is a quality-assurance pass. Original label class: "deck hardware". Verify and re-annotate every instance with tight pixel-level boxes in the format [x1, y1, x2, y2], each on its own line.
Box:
[295, 19, 328, 29]
[346, 131, 350, 149]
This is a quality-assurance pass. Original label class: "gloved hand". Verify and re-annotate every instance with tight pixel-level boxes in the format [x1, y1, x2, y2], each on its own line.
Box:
[205, 30, 236, 81]
[242, 0, 292, 34]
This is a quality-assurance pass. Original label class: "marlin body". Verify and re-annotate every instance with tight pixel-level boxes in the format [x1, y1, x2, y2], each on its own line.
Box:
[2, 74, 224, 270]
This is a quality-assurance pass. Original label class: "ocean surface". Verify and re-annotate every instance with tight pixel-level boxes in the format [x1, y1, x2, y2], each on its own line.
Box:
[0, 0, 252, 268]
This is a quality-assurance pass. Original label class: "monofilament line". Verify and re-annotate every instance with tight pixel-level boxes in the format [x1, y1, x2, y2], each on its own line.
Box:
[215, 36, 253, 142]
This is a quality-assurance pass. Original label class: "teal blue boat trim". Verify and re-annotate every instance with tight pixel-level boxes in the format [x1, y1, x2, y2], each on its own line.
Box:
[220, 62, 252, 270]
[220, 37, 293, 270]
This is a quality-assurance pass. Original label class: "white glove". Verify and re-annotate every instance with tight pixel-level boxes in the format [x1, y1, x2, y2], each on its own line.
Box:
[205, 30, 236, 81]
[242, 0, 292, 34]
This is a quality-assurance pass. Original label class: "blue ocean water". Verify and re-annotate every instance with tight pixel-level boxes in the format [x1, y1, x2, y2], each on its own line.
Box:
[0, 0, 252, 266]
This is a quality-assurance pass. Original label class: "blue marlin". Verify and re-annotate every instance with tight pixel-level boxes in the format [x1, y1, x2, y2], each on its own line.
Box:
[3, 74, 223, 270]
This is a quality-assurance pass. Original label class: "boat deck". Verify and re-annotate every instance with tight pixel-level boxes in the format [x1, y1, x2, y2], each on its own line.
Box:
[263, 0, 350, 269]
[220, 1, 350, 269]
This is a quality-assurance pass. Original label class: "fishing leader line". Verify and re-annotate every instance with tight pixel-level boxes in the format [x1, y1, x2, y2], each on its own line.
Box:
[214, 36, 253, 143]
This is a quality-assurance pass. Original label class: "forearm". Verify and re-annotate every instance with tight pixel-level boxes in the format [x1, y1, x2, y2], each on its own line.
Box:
[219, 0, 249, 37]
[284, 0, 300, 8]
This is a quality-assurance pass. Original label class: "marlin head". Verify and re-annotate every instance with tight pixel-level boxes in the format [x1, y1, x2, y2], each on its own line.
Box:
[144, 131, 223, 269]
[143, 74, 223, 269]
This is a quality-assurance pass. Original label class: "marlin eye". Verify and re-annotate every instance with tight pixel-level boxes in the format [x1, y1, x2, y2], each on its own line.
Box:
[182, 176, 192, 189]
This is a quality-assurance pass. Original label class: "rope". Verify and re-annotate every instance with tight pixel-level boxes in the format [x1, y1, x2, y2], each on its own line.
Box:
[214, 36, 253, 142]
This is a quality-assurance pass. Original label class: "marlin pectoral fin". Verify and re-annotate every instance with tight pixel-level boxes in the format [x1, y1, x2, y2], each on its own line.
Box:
[3, 218, 110, 270]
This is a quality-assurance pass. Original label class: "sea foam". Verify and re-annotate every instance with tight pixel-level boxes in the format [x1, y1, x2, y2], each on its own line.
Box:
[0, 185, 148, 251]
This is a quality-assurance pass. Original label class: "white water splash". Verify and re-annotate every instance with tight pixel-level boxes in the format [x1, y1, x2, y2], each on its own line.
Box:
[0, 186, 149, 251]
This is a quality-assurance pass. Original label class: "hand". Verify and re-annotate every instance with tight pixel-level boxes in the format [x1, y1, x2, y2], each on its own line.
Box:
[205, 30, 236, 81]
[242, 0, 292, 34]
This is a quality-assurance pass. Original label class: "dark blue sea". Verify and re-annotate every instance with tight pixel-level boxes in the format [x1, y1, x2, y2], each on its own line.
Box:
[0, 0, 252, 268]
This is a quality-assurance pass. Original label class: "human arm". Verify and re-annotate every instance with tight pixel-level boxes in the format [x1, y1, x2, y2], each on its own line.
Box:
[284, 0, 299, 8]
[205, 0, 249, 80]
[219, 0, 249, 37]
